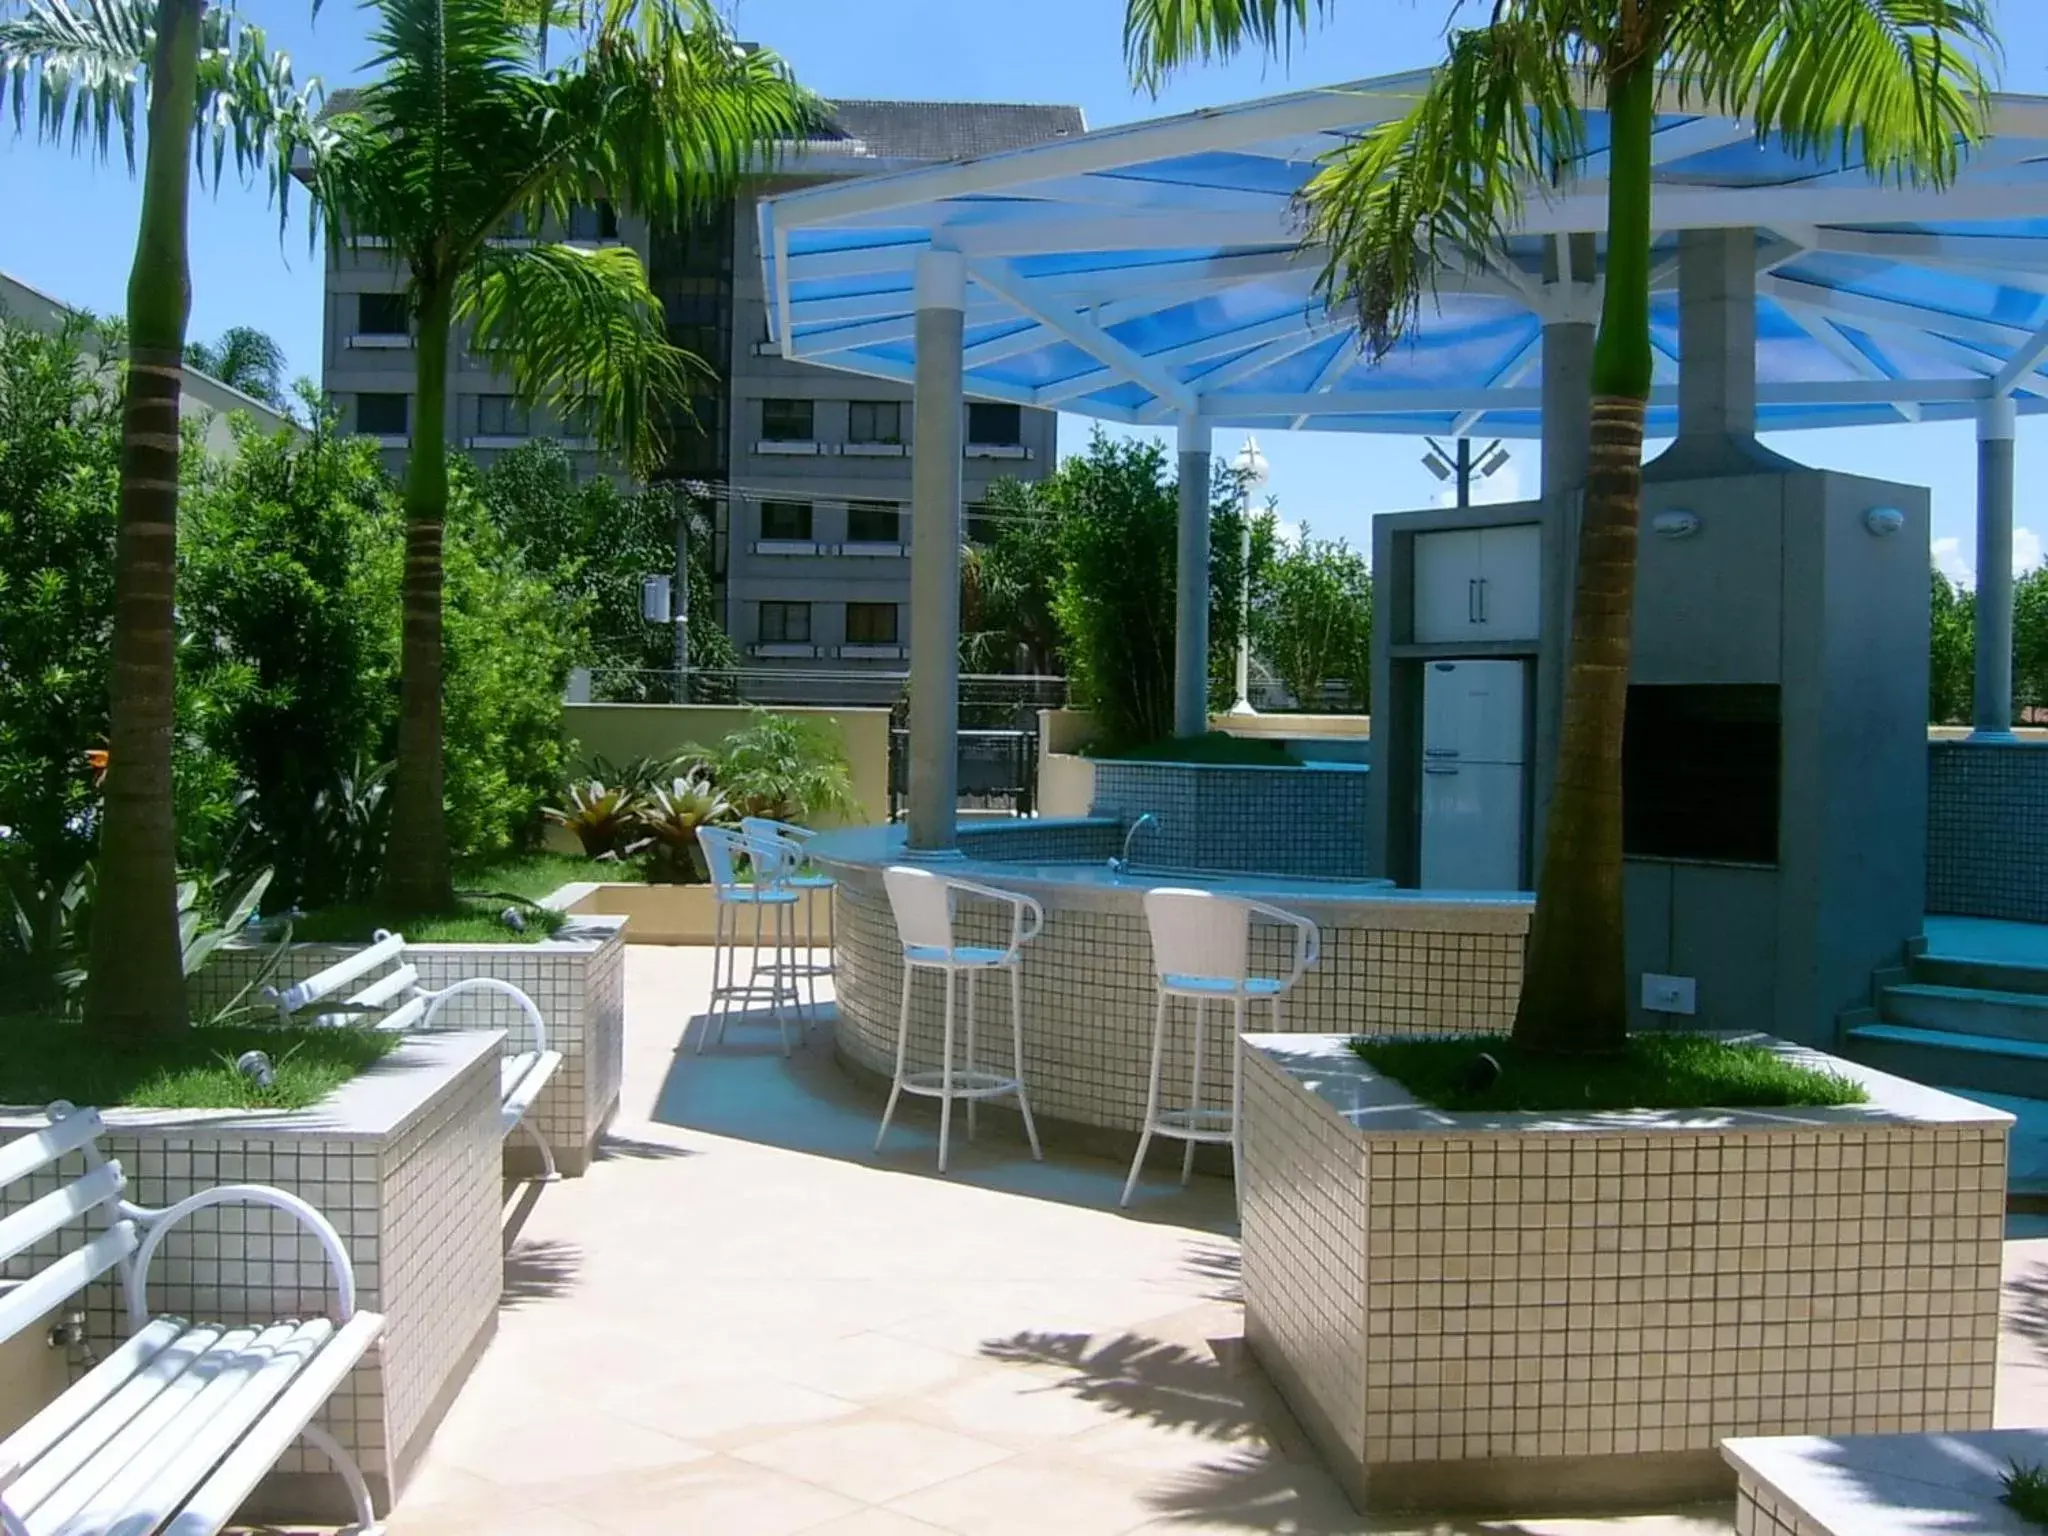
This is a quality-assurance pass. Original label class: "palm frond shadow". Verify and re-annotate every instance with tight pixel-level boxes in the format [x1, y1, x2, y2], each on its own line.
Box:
[502, 1237, 581, 1308]
[1184, 1242, 1242, 1303]
[595, 1132, 698, 1162]
[979, 1330, 1263, 1442]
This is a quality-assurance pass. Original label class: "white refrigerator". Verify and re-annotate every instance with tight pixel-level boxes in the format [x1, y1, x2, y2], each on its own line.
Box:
[1419, 659, 1527, 891]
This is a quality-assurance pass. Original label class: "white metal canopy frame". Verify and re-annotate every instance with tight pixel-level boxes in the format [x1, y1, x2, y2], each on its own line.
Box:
[759, 71, 2048, 440]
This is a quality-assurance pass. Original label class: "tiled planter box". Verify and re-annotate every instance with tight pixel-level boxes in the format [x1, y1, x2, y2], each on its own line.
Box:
[0, 1030, 504, 1520]
[1724, 1429, 2048, 1535]
[1237, 1033, 2010, 1517]
[194, 913, 626, 1176]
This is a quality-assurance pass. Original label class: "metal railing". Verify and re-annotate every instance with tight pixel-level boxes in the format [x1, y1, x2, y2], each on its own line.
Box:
[577, 667, 1067, 713]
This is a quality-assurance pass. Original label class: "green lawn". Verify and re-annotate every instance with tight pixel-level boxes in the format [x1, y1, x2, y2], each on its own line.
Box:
[290, 852, 642, 945]
[0, 1015, 400, 1111]
[1348, 1032, 1869, 1113]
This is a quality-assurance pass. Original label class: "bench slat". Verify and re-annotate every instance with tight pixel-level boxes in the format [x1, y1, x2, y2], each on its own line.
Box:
[0, 1319, 183, 1479]
[379, 995, 429, 1034]
[499, 1052, 562, 1131]
[162, 1310, 385, 1536]
[0, 1113, 105, 1191]
[41, 1321, 333, 1536]
[0, 1224, 138, 1350]
[274, 932, 406, 1015]
[0, 1164, 125, 1268]
[346, 963, 420, 1011]
[2, 1323, 226, 1521]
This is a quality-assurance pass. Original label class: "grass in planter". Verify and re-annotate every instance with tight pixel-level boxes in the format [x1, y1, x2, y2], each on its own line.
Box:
[0, 1015, 400, 1111]
[286, 851, 643, 944]
[1089, 731, 1295, 766]
[474, 851, 648, 901]
[2003, 1462, 2048, 1528]
[1347, 1033, 1868, 1114]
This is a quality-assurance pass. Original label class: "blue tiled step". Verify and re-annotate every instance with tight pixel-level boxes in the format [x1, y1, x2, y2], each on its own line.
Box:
[1844, 1021, 2048, 1103]
[1878, 981, 2048, 1042]
[1912, 953, 2048, 997]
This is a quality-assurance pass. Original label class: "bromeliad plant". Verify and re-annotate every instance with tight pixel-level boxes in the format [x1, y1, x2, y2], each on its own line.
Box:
[547, 778, 645, 859]
[300, 0, 816, 914]
[1125, 0, 1997, 1056]
[631, 772, 729, 883]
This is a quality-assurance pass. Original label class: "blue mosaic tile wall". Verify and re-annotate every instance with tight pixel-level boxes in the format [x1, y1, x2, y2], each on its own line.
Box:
[957, 818, 1120, 863]
[1089, 761, 1371, 878]
[1927, 739, 2048, 921]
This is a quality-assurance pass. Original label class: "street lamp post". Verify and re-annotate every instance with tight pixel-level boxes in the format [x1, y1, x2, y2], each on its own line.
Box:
[1421, 436, 1512, 507]
[1229, 436, 1269, 716]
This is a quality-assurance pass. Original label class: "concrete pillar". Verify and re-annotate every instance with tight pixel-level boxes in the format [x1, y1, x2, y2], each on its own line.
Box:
[1540, 319, 1595, 500]
[1678, 227, 1758, 440]
[906, 250, 966, 852]
[1975, 394, 2018, 739]
[1173, 412, 1213, 738]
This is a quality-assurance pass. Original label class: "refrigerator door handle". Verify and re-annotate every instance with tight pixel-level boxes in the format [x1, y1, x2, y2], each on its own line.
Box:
[1422, 763, 1460, 776]
[1476, 576, 1488, 623]
[1467, 577, 1479, 625]
[1423, 747, 1460, 758]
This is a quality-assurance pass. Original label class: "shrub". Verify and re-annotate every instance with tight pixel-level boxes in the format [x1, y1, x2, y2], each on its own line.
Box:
[1256, 526, 1373, 711]
[699, 712, 856, 824]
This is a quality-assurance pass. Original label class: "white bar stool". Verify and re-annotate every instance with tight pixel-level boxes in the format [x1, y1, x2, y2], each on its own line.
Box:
[695, 824, 803, 1056]
[876, 865, 1044, 1173]
[741, 815, 836, 1026]
[1122, 888, 1320, 1207]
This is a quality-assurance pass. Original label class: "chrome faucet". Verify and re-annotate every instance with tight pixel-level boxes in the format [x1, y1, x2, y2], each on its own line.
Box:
[1110, 812, 1158, 876]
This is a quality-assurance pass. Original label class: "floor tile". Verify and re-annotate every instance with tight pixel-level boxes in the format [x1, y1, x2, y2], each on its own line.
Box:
[733, 1417, 1015, 1505]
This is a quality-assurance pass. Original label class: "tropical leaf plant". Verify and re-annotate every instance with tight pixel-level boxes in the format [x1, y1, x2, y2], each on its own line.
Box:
[0, 0, 325, 1039]
[1124, 0, 1997, 1055]
[297, 0, 818, 913]
[697, 712, 857, 825]
[632, 771, 729, 884]
[546, 778, 645, 859]
[184, 323, 288, 406]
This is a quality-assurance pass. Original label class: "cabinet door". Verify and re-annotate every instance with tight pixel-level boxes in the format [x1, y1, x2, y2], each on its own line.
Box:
[1474, 523, 1541, 641]
[1412, 529, 1482, 643]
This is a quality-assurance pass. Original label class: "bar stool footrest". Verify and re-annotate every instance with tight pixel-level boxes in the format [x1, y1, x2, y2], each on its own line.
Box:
[899, 1070, 1026, 1101]
[1147, 1107, 1236, 1144]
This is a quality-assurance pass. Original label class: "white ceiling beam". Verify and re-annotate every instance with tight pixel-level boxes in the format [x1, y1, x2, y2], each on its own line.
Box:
[768, 77, 1430, 228]
[1514, 180, 2048, 236]
[1289, 339, 1363, 428]
[970, 259, 1193, 413]
[942, 211, 1295, 258]
[1451, 330, 1545, 434]
[785, 243, 930, 281]
[1778, 224, 2048, 272]
[1572, 116, 1757, 182]
[1992, 317, 2048, 395]
[1757, 273, 2036, 353]
[1227, 378, 1988, 416]
[1776, 303, 1922, 421]
[941, 171, 1290, 217]
[1187, 321, 1350, 394]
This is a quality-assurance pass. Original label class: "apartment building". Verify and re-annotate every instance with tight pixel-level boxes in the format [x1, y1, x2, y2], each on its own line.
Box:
[319, 96, 1080, 685]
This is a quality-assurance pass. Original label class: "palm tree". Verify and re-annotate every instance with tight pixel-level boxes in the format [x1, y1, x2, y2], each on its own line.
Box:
[185, 323, 288, 406]
[302, 0, 815, 912]
[1126, 0, 1995, 1056]
[0, 0, 320, 1039]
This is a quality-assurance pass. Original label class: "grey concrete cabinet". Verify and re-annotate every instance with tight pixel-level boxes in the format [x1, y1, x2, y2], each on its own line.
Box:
[1411, 524, 1541, 643]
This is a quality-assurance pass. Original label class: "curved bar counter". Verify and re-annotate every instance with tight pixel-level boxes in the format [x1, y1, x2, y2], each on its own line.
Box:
[810, 819, 1533, 1145]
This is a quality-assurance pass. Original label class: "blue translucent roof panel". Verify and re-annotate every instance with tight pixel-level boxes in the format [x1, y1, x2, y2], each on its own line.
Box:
[760, 72, 2048, 435]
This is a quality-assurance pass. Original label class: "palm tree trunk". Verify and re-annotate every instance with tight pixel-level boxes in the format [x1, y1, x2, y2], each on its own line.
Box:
[380, 278, 455, 912]
[84, 0, 204, 1042]
[1510, 60, 1655, 1057]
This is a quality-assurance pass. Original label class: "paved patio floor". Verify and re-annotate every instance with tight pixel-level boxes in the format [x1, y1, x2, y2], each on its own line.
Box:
[371, 945, 2048, 1536]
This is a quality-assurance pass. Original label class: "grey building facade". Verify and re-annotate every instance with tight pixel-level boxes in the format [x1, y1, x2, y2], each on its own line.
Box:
[318, 98, 1080, 687]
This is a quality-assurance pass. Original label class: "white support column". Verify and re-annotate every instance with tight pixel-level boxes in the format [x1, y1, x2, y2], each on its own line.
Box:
[1975, 394, 2018, 739]
[907, 250, 967, 852]
[1173, 411, 1213, 738]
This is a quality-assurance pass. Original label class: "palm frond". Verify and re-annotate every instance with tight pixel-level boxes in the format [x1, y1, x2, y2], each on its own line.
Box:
[0, 0, 153, 169]
[457, 241, 698, 474]
[185, 324, 287, 403]
[1677, 0, 1995, 186]
[1122, 0, 1330, 94]
[1303, 17, 1582, 357]
[0, 0, 324, 208]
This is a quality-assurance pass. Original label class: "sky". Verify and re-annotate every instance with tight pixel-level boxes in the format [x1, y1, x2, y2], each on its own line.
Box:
[5, 0, 2048, 584]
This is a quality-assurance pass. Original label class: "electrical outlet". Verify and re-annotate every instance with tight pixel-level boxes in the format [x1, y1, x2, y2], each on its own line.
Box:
[1641, 973, 1697, 1016]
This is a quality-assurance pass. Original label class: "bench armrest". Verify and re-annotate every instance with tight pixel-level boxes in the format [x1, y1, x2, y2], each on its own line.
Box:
[419, 977, 548, 1054]
[1, 1459, 27, 1536]
[121, 1185, 360, 1333]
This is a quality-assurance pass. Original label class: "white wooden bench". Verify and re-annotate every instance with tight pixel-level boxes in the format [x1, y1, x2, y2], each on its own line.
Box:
[265, 931, 562, 1180]
[0, 1103, 385, 1536]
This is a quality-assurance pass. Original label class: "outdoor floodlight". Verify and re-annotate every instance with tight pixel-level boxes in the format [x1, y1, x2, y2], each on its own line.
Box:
[1652, 510, 1701, 540]
[1421, 451, 1454, 481]
[1477, 444, 1512, 478]
[1864, 506, 1906, 537]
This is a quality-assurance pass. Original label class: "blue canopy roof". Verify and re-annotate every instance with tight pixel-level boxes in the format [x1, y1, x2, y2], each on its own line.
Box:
[758, 72, 2048, 439]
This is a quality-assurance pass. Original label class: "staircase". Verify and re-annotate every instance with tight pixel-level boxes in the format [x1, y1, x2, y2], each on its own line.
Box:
[1841, 924, 2048, 1200]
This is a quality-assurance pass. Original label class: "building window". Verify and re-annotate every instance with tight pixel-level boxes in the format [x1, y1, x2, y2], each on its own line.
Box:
[356, 291, 408, 336]
[567, 201, 619, 241]
[759, 601, 811, 643]
[965, 503, 998, 544]
[846, 501, 900, 543]
[761, 398, 814, 442]
[967, 402, 1022, 446]
[357, 392, 409, 436]
[847, 399, 902, 444]
[760, 501, 812, 541]
[476, 394, 530, 437]
[845, 602, 899, 646]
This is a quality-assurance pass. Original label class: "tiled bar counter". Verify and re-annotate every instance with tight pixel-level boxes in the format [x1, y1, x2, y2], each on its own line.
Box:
[809, 820, 1532, 1143]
